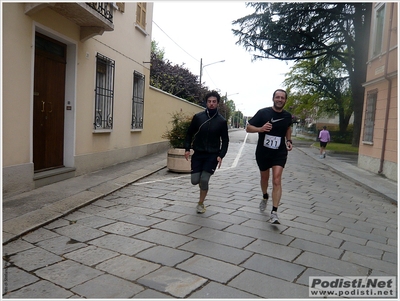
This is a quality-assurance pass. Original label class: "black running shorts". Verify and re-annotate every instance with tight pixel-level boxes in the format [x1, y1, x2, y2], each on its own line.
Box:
[191, 152, 219, 174]
[255, 150, 287, 171]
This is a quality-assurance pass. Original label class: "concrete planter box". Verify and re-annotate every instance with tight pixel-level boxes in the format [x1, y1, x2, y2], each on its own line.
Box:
[167, 148, 193, 173]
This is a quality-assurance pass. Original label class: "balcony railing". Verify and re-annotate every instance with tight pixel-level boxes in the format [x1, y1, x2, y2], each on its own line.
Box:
[86, 3, 113, 23]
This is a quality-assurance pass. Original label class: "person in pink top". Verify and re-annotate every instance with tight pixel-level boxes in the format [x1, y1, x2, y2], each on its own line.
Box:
[318, 126, 331, 158]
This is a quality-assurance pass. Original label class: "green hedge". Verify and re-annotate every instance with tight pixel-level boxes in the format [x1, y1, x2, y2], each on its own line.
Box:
[329, 131, 353, 144]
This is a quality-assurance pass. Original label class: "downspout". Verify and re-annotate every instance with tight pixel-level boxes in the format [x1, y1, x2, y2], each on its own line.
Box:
[378, 2, 394, 174]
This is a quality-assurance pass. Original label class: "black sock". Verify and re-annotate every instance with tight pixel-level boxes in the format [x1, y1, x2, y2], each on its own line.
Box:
[272, 206, 278, 213]
[263, 193, 269, 200]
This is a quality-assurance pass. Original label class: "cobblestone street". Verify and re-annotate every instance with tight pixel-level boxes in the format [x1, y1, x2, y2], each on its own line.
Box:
[3, 139, 397, 298]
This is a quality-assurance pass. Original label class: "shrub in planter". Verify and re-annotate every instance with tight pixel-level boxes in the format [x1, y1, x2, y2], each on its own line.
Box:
[162, 111, 192, 148]
[162, 112, 193, 172]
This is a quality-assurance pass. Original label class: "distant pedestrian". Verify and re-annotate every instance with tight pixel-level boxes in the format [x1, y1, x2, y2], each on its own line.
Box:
[184, 91, 229, 214]
[246, 89, 293, 224]
[318, 126, 330, 158]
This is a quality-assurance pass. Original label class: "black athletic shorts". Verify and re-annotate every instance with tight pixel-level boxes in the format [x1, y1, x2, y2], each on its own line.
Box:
[191, 151, 219, 174]
[255, 149, 287, 171]
[320, 141, 328, 148]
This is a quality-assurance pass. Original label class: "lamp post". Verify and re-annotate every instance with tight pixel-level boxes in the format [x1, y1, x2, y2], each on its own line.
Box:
[199, 58, 225, 84]
[235, 102, 244, 128]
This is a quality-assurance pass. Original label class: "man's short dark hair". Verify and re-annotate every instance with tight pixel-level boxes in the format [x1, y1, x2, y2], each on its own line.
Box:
[205, 90, 221, 103]
[273, 89, 287, 100]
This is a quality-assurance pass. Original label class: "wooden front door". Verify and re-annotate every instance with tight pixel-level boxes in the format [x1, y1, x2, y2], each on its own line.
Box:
[33, 33, 66, 172]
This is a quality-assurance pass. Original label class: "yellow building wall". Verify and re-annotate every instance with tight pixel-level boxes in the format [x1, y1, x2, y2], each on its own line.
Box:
[2, 3, 204, 196]
[3, 4, 36, 166]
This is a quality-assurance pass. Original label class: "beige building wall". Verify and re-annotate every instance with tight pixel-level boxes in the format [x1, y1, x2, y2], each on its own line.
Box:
[3, 3, 203, 197]
[359, 2, 397, 181]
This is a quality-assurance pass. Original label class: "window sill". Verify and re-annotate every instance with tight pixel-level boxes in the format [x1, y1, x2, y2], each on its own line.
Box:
[135, 23, 148, 36]
[362, 141, 374, 145]
[93, 129, 112, 134]
[130, 128, 143, 133]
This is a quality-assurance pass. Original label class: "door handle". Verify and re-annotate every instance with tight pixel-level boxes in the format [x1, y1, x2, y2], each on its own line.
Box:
[41, 101, 45, 112]
[48, 102, 53, 113]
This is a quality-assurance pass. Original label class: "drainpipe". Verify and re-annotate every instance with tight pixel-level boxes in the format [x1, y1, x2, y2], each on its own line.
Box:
[379, 2, 394, 174]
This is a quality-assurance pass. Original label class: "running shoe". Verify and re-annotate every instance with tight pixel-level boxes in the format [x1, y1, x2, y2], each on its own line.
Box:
[259, 193, 268, 212]
[270, 211, 280, 224]
[196, 203, 206, 214]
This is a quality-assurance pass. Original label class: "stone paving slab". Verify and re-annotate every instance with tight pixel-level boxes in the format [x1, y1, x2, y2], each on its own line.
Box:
[96, 255, 160, 281]
[179, 239, 253, 265]
[3, 266, 39, 293]
[134, 228, 194, 248]
[71, 274, 144, 298]
[4, 280, 74, 298]
[136, 245, 193, 266]
[177, 255, 244, 283]
[189, 281, 259, 298]
[228, 270, 309, 298]
[241, 253, 306, 282]
[34, 260, 104, 289]
[136, 266, 207, 298]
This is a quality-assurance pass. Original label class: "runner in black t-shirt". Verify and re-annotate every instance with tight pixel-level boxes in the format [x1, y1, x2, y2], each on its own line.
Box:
[246, 89, 293, 224]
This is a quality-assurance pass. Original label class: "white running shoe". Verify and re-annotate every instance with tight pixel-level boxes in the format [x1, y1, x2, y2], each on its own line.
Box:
[196, 203, 206, 214]
[259, 193, 268, 212]
[259, 199, 267, 212]
[270, 211, 280, 224]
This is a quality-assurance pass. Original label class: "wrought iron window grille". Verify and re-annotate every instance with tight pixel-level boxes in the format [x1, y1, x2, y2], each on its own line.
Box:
[131, 71, 145, 129]
[94, 53, 115, 130]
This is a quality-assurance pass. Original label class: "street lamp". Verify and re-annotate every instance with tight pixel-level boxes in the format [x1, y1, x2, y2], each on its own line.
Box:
[226, 92, 239, 98]
[199, 58, 225, 84]
[234, 102, 244, 128]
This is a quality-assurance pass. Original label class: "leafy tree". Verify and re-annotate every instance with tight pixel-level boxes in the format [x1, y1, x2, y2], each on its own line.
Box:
[150, 50, 207, 105]
[151, 40, 165, 60]
[231, 110, 244, 128]
[232, 2, 371, 146]
[150, 41, 232, 120]
[284, 56, 353, 132]
[219, 95, 235, 122]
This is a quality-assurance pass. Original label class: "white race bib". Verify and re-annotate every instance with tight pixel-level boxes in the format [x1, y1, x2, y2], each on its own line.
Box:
[263, 134, 281, 149]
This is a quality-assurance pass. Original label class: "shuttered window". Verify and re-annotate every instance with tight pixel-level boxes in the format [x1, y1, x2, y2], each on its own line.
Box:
[136, 3, 146, 29]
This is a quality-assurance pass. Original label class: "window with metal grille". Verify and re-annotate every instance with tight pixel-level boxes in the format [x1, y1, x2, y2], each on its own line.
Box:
[373, 4, 385, 57]
[363, 90, 377, 143]
[131, 71, 145, 129]
[94, 53, 115, 130]
[136, 2, 146, 29]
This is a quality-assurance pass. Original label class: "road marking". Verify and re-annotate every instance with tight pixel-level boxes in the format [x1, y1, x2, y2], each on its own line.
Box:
[231, 132, 248, 168]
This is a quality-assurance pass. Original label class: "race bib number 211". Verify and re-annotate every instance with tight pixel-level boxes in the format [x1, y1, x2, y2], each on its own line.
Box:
[263, 134, 281, 149]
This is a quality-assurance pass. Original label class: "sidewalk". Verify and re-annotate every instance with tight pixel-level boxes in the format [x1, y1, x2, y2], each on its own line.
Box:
[3, 152, 167, 245]
[3, 144, 397, 245]
[297, 146, 397, 204]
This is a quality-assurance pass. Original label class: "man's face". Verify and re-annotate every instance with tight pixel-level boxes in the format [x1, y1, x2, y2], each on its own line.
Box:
[273, 91, 287, 110]
[206, 96, 218, 109]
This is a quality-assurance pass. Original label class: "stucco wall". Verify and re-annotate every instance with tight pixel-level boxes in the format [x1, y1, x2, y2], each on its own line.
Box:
[358, 2, 397, 182]
[74, 87, 203, 175]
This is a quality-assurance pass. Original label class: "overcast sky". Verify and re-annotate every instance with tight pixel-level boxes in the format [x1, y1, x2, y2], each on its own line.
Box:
[151, 1, 293, 116]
